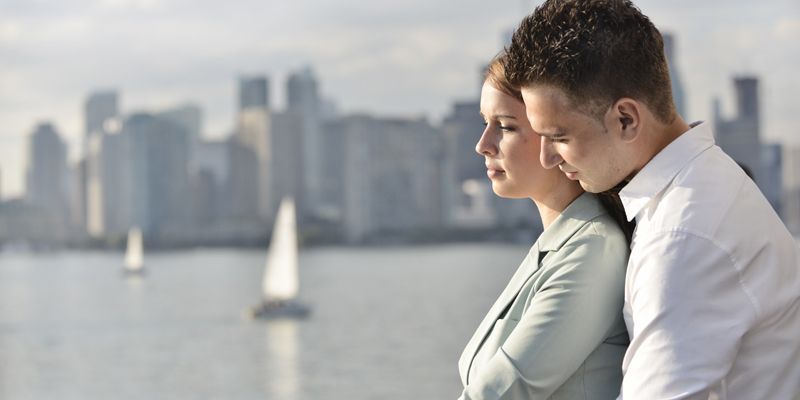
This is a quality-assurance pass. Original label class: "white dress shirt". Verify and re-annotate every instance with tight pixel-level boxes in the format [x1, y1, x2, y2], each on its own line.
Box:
[618, 122, 800, 399]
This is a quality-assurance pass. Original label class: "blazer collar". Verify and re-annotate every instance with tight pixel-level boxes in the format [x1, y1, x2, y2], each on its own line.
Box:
[458, 192, 607, 385]
[535, 192, 606, 253]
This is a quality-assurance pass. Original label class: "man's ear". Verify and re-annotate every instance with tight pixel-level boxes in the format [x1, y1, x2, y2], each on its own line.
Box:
[610, 98, 641, 142]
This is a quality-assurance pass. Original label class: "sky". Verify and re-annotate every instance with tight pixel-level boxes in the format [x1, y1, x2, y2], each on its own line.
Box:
[1, 0, 798, 199]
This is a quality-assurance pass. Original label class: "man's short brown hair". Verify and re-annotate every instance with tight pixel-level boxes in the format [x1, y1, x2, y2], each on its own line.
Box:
[505, 0, 675, 123]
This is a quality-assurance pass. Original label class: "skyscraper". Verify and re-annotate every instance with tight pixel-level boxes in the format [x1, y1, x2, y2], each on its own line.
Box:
[715, 76, 762, 184]
[269, 111, 304, 216]
[158, 103, 203, 176]
[82, 90, 119, 233]
[26, 123, 69, 227]
[193, 140, 229, 226]
[235, 107, 273, 221]
[85, 91, 119, 142]
[662, 33, 687, 119]
[123, 113, 191, 237]
[239, 76, 270, 111]
[286, 66, 323, 219]
[338, 115, 442, 243]
[782, 146, 800, 233]
[157, 103, 202, 143]
[441, 101, 495, 227]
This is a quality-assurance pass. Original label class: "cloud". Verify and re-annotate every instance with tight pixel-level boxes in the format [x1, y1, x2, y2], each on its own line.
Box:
[774, 16, 800, 41]
[97, 0, 165, 12]
[1, 0, 798, 198]
[0, 19, 22, 44]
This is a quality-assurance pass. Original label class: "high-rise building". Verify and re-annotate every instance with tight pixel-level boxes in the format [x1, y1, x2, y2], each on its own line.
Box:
[338, 115, 442, 243]
[235, 107, 273, 221]
[85, 91, 119, 144]
[69, 159, 88, 232]
[761, 143, 783, 212]
[85, 116, 131, 238]
[662, 33, 687, 119]
[270, 111, 304, 216]
[715, 76, 763, 185]
[440, 101, 496, 227]
[734, 77, 759, 126]
[286, 66, 323, 218]
[232, 106, 306, 224]
[158, 104, 202, 143]
[226, 133, 261, 222]
[85, 132, 105, 237]
[123, 113, 191, 237]
[713, 75, 785, 216]
[318, 119, 347, 223]
[192, 140, 229, 226]
[782, 146, 800, 234]
[158, 103, 203, 177]
[82, 90, 119, 233]
[25, 123, 69, 229]
[239, 76, 269, 111]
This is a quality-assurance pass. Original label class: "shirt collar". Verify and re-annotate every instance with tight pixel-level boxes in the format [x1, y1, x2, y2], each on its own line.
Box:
[535, 192, 607, 253]
[619, 121, 713, 221]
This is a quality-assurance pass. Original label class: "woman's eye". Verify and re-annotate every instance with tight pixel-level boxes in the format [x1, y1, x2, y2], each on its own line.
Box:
[499, 125, 516, 132]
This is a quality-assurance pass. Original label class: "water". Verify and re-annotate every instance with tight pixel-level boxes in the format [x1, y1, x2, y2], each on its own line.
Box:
[0, 244, 526, 399]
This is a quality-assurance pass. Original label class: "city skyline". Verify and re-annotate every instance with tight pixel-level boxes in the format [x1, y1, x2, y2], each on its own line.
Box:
[1, 0, 798, 198]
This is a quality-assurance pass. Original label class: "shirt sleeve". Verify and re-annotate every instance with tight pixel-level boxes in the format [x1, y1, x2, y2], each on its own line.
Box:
[620, 230, 757, 399]
[460, 228, 627, 400]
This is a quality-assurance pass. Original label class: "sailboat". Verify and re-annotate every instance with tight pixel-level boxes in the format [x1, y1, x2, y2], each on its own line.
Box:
[247, 197, 310, 319]
[124, 227, 145, 275]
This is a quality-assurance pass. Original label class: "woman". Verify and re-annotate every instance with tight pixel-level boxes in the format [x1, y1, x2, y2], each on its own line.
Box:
[457, 54, 632, 399]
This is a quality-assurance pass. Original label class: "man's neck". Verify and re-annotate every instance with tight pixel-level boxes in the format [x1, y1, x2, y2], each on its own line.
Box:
[630, 116, 692, 177]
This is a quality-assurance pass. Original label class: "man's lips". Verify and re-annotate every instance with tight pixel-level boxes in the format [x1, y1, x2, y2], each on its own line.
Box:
[558, 165, 578, 180]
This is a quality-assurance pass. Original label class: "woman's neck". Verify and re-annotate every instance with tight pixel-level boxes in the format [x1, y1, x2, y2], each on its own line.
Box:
[533, 183, 584, 230]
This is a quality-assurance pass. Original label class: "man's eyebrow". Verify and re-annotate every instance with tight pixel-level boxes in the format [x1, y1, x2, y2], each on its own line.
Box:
[535, 128, 567, 138]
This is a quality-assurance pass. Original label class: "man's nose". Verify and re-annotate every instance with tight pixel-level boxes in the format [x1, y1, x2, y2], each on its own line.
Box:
[539, 137, 563, 169]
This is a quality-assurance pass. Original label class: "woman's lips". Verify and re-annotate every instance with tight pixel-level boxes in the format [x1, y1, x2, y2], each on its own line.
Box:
[487, 168, 505, 179]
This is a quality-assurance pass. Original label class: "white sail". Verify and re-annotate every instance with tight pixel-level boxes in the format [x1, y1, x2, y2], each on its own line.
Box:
[125, 227, 144, 272]
[262, 198, 299, 300]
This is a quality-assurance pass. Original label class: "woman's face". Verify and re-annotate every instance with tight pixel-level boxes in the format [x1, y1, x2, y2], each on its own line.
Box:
[476, 81, 566, 200]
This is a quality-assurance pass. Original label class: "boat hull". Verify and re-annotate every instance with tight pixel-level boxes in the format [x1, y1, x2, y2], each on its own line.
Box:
[247, 300, 311, 320]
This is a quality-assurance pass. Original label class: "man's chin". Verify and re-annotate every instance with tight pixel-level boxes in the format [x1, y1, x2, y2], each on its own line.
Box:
[579, 179, 627, 194]
[579, 181, 608, 193]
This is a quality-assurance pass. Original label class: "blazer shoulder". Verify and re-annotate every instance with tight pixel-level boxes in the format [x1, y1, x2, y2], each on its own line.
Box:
[541, 214, 629, 277]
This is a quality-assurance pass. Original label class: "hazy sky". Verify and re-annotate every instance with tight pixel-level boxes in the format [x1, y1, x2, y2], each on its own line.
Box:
[1, 0, 798, 198]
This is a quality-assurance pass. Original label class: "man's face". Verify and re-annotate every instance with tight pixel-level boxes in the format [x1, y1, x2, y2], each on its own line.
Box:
[521, 84, 630, 193]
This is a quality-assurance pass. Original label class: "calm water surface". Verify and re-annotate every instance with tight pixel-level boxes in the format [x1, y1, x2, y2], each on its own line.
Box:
[0, 244, 526, 399]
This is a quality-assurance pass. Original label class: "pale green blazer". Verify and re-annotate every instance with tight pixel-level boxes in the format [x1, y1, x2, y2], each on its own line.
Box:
[458, 193, 629, 400]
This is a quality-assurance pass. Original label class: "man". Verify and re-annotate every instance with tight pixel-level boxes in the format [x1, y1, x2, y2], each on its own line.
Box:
[504, 0, 800, 399]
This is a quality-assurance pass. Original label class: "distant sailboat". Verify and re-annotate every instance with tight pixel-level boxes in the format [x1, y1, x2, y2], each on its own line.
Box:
[124, 227, 145, 275]
[248, 197, 310, 319]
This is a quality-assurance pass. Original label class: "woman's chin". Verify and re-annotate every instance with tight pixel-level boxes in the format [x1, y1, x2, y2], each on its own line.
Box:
[491, 184, 527, 200]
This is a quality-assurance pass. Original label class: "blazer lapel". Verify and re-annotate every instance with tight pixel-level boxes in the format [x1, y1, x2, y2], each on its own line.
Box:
[458, 193, 607, 385]
[458, 244, 543, 384]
